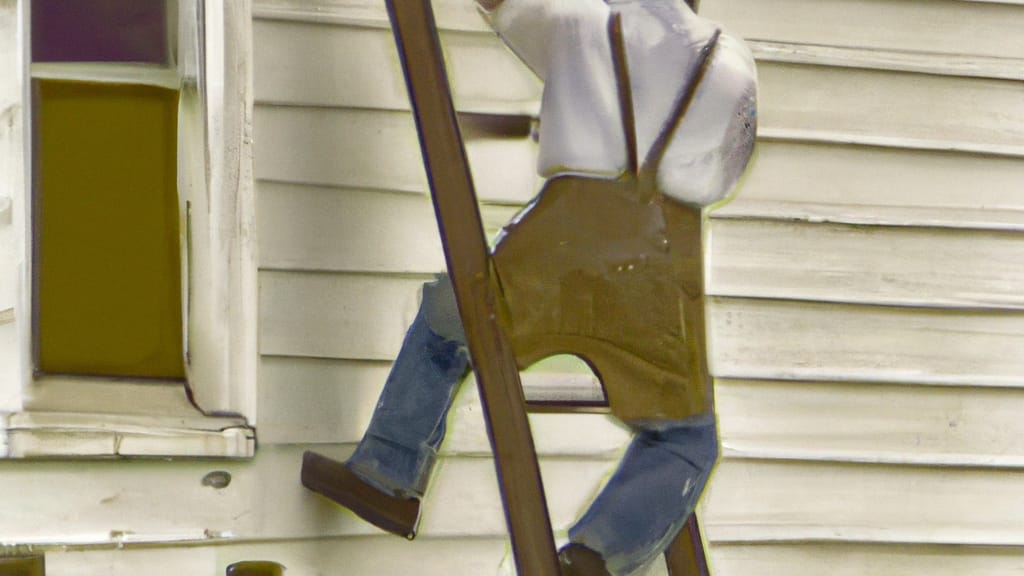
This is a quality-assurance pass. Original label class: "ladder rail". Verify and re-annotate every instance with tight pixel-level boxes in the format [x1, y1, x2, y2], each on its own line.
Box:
[385, 0, 560, 574]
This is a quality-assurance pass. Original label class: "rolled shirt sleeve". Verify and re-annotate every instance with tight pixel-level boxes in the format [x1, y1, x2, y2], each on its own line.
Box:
[484, 0, 629, 180]
[657, 32, 758, 206]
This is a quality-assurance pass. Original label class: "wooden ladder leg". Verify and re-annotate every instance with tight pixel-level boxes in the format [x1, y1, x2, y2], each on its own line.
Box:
[384, 1, 560, 574]
[664, 514, 711, 576]
[665, 4, 711, 575]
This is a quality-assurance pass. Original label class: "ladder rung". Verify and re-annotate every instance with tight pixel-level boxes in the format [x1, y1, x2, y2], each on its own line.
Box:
[524, 400, 610, 414]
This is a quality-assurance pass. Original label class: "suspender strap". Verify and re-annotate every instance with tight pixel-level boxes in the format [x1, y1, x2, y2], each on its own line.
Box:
[607, 11, 721, 186]
[609, 13, 639, 176]
[640, 27, 721, 179]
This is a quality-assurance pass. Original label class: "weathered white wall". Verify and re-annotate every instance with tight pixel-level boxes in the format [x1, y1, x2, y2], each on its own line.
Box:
[1, 0, 1023, 573]
[0, 0, 24, 415]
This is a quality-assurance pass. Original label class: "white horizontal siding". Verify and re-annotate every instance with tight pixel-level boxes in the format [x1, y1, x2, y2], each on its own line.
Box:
[710, 298, 1024, 387]
[256, 183, 445, 273]
[700, 0, 1024, 63]
[256, 183, 1024, 307]
[705, 459, 1024, 545]
[253, 0, 497, 33]
[716, 379, 1024, 467]
[252, 20, 1024, 156]
[253, 0, 1024, 83]
[258, 355, 628, 454]
[5, 446, 1024, 546]
[756, 62, 1024, 155]
[0, 444, 614, 544]
[258, 271, 425, 360]
[41, 539, 513, 576]
[709, 219, 1024, 308]
[254, 107, 541, 203]
[259, 271, 1024, 386]
[254, 19, 541, 114]
[743, 41, 1024, 81]
[260, 355, 1024, 469]
[31, 540, 1024, 576]
[709, 542, 1024, 576]
[254, 108, 1024, 229]
[254, 0, 1024, 69]
[718, 141, 1024, 229]
[257, 182, 518, 273]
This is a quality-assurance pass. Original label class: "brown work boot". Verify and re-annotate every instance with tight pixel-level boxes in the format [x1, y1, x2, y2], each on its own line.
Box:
[559, 543, 612, 576]
[301, 451, 421, 540]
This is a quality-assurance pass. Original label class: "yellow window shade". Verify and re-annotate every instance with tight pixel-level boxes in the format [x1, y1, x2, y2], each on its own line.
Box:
[35, 79, 185, 380]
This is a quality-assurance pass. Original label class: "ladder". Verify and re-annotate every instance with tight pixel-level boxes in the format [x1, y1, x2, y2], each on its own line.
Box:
[308, 1, 713, 573]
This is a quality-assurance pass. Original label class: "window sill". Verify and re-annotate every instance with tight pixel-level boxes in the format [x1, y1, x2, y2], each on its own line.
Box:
[2, 410, 254, 459]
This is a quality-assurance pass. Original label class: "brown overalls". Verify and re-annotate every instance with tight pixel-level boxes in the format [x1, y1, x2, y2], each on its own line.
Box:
[492, 22, 722, 424]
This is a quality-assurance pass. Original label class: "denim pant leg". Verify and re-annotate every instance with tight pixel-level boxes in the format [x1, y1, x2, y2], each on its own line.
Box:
[569, 413, 719, 575]
[347, 275, 469, 499]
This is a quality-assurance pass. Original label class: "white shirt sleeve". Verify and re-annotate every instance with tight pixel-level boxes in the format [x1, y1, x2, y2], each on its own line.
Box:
[484, 0, 610, 82]
[483, 0, 628, 180]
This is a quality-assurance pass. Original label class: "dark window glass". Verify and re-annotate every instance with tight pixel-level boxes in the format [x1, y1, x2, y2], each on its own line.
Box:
[32, 0, 169, 64]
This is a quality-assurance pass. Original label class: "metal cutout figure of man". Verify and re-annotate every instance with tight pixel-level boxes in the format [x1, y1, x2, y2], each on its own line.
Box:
[303, 1, 757, 574]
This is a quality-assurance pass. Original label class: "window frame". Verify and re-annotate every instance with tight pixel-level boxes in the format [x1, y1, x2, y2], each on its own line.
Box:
[0, 0, 257, 458]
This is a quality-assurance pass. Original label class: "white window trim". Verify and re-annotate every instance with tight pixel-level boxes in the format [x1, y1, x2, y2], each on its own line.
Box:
[0, 1, 257, 458]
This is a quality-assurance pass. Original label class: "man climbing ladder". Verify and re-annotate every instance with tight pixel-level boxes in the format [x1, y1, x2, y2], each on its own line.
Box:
[302, 0, 757, 574]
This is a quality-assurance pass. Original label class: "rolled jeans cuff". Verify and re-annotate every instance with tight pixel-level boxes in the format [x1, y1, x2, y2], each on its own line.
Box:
[348, 433, 438, 499]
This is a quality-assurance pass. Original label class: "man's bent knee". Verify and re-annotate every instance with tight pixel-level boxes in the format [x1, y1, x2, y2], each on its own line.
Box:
[422, 274, 467, 344]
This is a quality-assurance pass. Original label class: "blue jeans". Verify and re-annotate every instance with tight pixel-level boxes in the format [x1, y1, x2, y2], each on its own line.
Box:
[347, 276, 719, 575]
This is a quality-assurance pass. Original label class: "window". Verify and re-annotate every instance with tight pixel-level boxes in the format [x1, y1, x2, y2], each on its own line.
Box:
[0, 0, 257, 458]
[32, 0, 191, 383]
